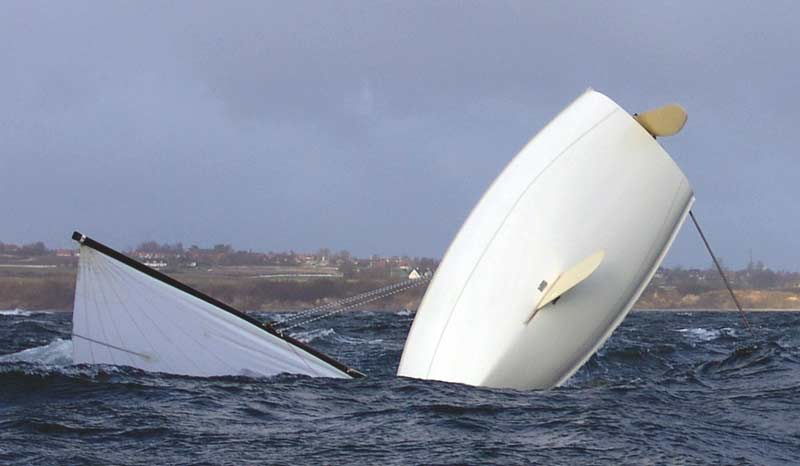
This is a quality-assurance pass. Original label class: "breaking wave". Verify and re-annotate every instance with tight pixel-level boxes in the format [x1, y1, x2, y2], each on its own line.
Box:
[292, 327, 336, 343]
[677, 327, 739, 342]
[0, 309, 57, 317]
[0, 338, 73, 365]
[0, 309, 34, 316]
[2, 310, 799, 464]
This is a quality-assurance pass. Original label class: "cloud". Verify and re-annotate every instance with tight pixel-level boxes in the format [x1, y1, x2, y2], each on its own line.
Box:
[0, 1, 798, 267]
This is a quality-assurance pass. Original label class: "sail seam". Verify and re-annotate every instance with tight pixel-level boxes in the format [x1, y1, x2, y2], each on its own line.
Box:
[79, 254, 97, 363]
[100, 253, 207, 374]
[97, 256, 159, 362]
[103, 254, 236, 374]
[94, 256, 137, 368]
[88, 255, 118, 366]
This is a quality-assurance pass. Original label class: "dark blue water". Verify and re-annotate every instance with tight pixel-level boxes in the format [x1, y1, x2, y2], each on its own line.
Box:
[1, 309, 799, 465]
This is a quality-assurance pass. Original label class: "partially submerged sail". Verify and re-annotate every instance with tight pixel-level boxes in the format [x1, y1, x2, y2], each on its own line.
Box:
[398, 90, 694, 390]
[71, 232, 362, 379]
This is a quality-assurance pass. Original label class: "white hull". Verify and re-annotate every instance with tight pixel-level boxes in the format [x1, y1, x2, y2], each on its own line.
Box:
[397, 90, 694, 389]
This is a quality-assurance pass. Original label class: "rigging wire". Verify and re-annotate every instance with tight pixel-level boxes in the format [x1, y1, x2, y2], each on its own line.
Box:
[276, 277, 427, 326]
[274, 276, 430, 333]
[689, 210, 755, 338]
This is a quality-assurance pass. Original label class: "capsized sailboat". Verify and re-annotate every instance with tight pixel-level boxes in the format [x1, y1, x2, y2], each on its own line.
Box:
[71, 89, 695, 389]
[397, 90, 693, 389]
[71, 232, 364, 379]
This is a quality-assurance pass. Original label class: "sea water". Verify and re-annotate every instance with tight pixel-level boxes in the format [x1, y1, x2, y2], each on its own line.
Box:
[1, 310, 799, 465]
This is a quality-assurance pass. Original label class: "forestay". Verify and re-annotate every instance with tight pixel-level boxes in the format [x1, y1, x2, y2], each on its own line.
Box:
[71, 232, 361, 379]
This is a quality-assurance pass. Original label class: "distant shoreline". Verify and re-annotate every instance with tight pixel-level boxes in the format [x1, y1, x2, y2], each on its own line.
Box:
[4, 266, 800, 313]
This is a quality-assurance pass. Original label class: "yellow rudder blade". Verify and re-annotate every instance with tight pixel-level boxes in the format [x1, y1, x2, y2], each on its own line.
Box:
[634, 104, 688, 137]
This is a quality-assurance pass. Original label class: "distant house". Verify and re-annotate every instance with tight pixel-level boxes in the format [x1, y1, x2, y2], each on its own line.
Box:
[134, 252, 168, 260]
[408, 269, 421, 280]
[55, 249, 77, 257]
[390, 265, 411, 279]
[144, 260, 168, 269]
[687, 269, 706, 281]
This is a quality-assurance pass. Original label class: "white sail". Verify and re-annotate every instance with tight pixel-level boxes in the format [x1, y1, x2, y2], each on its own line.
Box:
[71, 233, 359, 379]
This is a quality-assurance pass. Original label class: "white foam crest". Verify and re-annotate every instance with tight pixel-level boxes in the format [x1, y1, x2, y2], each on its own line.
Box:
[252, 311, 292, 323]
[677, 327, 735, 342]
[292, 328, 335, 343]
[395, 309, 414, 317]
[0, 309, 56, 317]
[0, 338, 74, 365]
[335, 334, 384, 345]
[0, 309, 32, 316]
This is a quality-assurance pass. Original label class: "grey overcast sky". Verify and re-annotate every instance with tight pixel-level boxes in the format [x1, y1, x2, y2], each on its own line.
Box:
[1, 1, 798, 268]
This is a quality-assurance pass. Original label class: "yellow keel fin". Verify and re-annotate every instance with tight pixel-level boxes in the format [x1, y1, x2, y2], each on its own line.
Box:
[526, 250, 605, 323]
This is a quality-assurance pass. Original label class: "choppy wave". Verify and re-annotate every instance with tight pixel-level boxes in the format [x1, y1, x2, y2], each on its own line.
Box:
[335, 334, 384, 345]
[0, 338, 73, 365]
[1, 310, 799, 464]
[0, 308, 56, 317]
[677, 326, 740, 342]
[292, 327, 336, 343]
[0, 309, 33, 316]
